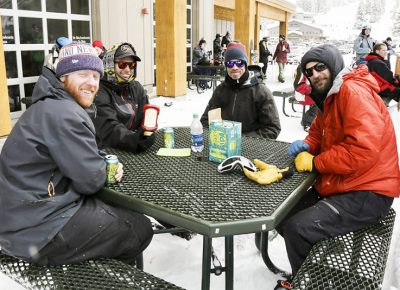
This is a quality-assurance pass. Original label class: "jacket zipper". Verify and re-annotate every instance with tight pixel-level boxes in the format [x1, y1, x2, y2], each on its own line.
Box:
[232, 91, 237, 115]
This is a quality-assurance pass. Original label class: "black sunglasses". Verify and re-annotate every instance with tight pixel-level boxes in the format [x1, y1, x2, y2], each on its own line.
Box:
[115, 61, 136, 70]
[217, 156, 257, 173]
[304, 62, 327, 77]
[225, 60, 245, 69]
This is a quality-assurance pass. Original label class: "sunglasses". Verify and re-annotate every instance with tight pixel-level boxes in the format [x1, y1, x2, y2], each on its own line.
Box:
[225, 60, 245, 69]
[304, 62, 327, 77]
[116, 61, 136, 70]
[217, 156, 257, 173]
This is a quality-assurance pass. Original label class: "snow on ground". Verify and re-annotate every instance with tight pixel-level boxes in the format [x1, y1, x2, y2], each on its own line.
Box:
[1, 63, 399, 289]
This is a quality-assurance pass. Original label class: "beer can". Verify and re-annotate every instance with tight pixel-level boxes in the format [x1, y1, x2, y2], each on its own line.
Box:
[105, 155, 119, 184]
[163, 127, 175, 148]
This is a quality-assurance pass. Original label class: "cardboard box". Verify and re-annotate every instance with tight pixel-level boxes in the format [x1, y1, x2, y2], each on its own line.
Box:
[209, 120, 242, 163]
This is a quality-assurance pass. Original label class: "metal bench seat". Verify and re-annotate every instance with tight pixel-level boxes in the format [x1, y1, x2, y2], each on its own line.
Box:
[187, 72, 224, 94]
[292, 208, 396, 290]
[0, 252, 184, 290]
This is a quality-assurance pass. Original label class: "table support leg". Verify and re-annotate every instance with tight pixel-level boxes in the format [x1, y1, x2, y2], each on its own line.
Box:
[260, 232, 292, 279]
[225, 236, 234, 290]
[201, 236, 212, 290]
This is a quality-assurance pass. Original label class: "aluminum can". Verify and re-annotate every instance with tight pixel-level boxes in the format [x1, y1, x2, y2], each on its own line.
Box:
[163, 128, 175, 148]
[105, 155, 119, 184]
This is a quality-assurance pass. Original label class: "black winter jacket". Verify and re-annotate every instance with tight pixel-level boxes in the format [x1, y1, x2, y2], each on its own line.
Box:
[93, 79, 154, 153]
[0, 67, 106, 260]
[201, 72, 281, 139]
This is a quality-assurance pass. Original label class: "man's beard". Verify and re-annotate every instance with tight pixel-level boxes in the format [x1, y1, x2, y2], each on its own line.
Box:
[312, 77, 332, 96]
[63, 78, 97, 109]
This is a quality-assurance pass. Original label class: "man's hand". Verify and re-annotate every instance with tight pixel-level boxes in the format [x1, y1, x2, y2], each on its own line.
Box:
[244, 159, 291, 185]
[115, 163, 123, 182]
[288, 140, 310, 157]
[295, 152, 314, 172]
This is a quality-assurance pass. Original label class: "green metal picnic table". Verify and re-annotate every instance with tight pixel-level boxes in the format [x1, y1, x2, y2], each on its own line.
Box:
[97, 127, 315, 290]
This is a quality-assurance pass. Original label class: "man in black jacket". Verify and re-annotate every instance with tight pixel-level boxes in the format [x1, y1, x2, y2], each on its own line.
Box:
[259, 37, 272, 77]
[365, 42, 400, 107]
[201, 42, 281, 139]
[0, 43, 153, 265]
[93, 42, 156, 153]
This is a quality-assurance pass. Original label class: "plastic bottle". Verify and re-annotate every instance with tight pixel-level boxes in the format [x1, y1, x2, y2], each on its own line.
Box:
[190, 113, 204, 152]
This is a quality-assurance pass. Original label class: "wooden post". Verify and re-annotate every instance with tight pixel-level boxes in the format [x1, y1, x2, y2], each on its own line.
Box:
[279, 12, 289, 37]
[234, 0, 255, 60]
[155, 0, 186, 97]
[0, 17, 12, 136]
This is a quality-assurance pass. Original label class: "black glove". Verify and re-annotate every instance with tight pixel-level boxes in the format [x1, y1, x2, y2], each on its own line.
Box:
[136, 132, 156, 153]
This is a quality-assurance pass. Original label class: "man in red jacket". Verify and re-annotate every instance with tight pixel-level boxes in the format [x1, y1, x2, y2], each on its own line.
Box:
[273, 34, 290, 83]
[274, 44, 400, 290]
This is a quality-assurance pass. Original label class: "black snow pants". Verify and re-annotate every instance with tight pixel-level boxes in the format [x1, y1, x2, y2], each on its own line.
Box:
[32, 197, 153, 265]
[276, 187, 393, 276]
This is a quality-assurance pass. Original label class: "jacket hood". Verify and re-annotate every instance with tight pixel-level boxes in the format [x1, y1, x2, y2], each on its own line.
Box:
[301, 44, 344, 82]
[364, 53, 383, 62]
[327, 65, 380, 99]
[31, 67, 73, 104]
[102, 42, 138, 84]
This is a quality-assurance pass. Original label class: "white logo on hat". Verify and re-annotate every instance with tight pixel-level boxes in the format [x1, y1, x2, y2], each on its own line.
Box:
[72, 59, 79, 63]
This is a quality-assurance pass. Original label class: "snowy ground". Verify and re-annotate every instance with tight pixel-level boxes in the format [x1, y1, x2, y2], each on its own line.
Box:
[0, 62, 399, 289]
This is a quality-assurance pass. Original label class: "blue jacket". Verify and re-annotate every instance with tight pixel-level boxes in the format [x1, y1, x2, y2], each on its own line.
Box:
[354, 34, 374, 62]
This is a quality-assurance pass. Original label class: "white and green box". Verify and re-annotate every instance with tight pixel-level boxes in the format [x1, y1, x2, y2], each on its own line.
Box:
[209, 120, 242, 163]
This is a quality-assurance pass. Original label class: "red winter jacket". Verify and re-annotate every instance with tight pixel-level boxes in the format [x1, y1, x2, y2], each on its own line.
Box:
[273, 41, 290, 64]
[305, 65, 400, 198]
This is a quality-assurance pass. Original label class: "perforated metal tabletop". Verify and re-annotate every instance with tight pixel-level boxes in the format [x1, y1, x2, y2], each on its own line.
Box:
[98, 127, 315, 237]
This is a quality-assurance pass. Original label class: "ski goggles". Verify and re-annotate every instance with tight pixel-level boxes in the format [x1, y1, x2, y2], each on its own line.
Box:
[225, 59, 246, 69]
[116, 61, 136, 70]
[304, 62, 327, 78]
[217, 156, 257, 173]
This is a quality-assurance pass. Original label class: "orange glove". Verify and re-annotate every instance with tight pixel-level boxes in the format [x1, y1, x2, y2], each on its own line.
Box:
[244, 159, 291, 185]
[294, 152, 314, 172]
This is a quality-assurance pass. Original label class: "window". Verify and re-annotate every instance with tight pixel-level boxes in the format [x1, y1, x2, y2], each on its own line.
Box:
[19, 17, 43, 44]
[4, 51, 17, 79]
[1, 15, 14, 44]
[72, 20, 90, 43]
[21, 51, 45, 77]
[0, 0, 12, 9]
[71, 0, 89, 15]
[17, 0, 41, 11]
[8, 85, 21, 112]
[46, 0, 66, 13]
[47, 19, 68, 44]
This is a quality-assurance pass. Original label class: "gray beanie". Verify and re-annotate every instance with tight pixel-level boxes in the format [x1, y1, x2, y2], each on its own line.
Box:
[56, 43, 104, 77]
[224, 42, 248, 64]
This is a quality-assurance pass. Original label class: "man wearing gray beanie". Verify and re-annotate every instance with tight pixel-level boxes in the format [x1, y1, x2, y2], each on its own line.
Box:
[201, 42, 281, 139]
[0, 43, 153, 266]
[272, 44, 399, 289]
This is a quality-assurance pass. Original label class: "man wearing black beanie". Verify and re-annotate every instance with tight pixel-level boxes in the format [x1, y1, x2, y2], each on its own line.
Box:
[200, 42, 281, 139]
[273, 44, 399, 289]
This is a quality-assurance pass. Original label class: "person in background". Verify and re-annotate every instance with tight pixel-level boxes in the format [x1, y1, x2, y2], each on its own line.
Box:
[213, 33, 223, 65]
[0, 43, 153, 266]
[92, 39, 106, 59]
[259, 36, 272, 78]
[43, 36, 72, 71]
[353, 25, 374, 65]
[221, 31, 232, 50]
[93, 42, 155, 153]
[383, 37, 395, 69]
[273, 44, 399, 290]
[273, 34, 290, 83]
[201, 42, 281, 139]
[192, 39, 213, 89]
[365, 42, 400, 108]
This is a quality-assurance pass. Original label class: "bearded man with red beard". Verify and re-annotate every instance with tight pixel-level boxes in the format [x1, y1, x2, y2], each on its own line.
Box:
[0, 43, 153, 266]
